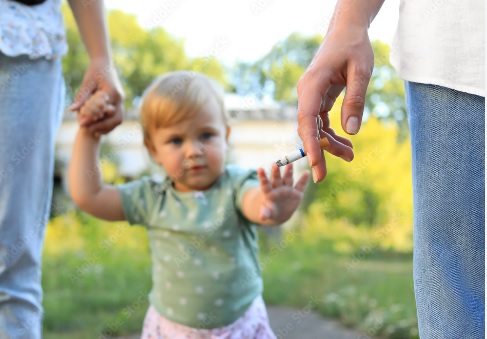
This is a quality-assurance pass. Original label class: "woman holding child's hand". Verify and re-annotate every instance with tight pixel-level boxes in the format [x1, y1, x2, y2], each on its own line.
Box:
[67, 0, 124, 136]
[70, 59, 124, 136]
[77, 90, 116, 137]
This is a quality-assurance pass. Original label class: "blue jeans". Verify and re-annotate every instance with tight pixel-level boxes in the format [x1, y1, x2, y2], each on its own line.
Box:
[406, 82, 485, 338]
[0, 53, 64, 338]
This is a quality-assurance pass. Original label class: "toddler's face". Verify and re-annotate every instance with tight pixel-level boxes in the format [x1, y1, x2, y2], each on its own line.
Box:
[148, 97, 230, 192]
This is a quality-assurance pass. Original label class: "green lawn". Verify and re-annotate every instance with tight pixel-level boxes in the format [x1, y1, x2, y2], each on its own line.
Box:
[261, 235, 418, 338]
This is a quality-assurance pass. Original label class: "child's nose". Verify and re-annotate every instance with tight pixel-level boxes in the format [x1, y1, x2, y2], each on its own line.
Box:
[186, 140, 204, 157]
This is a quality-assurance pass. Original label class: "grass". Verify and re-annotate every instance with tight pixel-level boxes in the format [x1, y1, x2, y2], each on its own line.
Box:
[42, 212, 151, 338]
[41, 212, 418, 338]
[42, 248, 151, 337]
[261, 234, 418, 338]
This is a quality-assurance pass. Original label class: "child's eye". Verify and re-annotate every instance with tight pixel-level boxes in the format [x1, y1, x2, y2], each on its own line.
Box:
[168, 137, 183, 145]
[200, 132, 214, 140]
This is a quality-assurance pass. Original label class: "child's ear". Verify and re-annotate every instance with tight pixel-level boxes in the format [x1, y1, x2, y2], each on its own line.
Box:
[225, 125, 231, 142]
[144, 139, 158, 160]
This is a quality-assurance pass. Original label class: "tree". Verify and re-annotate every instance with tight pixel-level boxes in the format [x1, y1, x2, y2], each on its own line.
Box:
[304, 97, 413, 251]
[61, 6, 226, 107]
[366, 40, 408, 140]
[188, 56, 228, 89]
[232, 34, 407, 138]
[62, 3, 90, 102]
[232, 33, 322, 102]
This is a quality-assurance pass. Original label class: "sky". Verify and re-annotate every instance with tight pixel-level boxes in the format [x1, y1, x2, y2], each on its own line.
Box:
[104, 0, 400, 65]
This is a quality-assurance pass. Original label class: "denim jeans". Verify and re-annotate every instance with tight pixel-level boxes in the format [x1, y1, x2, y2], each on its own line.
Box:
[405, 82, 485, 338]
[0, 53, 64, 338]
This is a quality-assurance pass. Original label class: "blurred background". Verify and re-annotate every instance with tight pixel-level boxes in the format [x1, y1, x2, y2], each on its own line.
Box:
[44, 0, 418, 338]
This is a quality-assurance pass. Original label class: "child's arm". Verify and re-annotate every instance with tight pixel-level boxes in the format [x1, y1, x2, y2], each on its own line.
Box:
[68, 94, 125, 221]
[241, 163, 310, 225]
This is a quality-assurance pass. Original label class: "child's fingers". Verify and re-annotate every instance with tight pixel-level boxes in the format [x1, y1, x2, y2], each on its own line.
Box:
[79, 99, 103, 120]
[294, 171, 311, 192]
[104, 104, 116, 117]
[76, 91, 111, 128]
[270, 163, 282, 188]
[90, 90, 109, 102]
[96, 91, 110, 102]
[88, 94, 107, 113]
[84, 91, 109, 116]
[282, 163, 294, 186]
[78, 106, 91, 124]
[257, 168, 272, 195]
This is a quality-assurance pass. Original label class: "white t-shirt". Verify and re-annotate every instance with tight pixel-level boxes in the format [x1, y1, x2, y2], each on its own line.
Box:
[390, 0, 485, 97]
[0, 0, 67, 59]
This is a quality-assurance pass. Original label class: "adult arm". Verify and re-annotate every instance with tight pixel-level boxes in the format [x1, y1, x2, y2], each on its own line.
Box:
[67, 0, 125, 136]
[297, 0, 385, 182]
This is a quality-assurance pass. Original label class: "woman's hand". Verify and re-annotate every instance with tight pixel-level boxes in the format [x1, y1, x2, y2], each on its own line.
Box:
[70, 59, 124, 136]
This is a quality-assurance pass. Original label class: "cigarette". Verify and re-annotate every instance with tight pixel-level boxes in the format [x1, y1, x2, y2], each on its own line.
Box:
[276, 138, 330, 167]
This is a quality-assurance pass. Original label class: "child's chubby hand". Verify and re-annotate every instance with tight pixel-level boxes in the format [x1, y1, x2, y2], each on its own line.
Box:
[257, 163, 310, 224]
[78, 90, 116, 135]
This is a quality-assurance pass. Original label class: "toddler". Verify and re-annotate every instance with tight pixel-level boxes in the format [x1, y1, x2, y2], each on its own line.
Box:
[69, 71, 309, 338]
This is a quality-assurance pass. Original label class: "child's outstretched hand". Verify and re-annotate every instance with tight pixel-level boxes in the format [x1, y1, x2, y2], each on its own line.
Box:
[78, 91, 115, 136]
[256, 163, 310, 224]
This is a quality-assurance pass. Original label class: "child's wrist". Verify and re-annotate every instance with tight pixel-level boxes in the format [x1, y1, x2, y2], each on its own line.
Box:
[79, 126, 101, 142]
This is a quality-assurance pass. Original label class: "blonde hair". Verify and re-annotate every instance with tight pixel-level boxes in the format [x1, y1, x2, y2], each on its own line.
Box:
[139, 71, 226, 147]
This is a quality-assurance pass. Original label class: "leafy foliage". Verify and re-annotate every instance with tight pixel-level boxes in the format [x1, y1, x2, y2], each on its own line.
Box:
[232, 33, 321, 102]
[366, 41, 408, 140]
[304, 97, 413, 252]
[61, 5, 226, 107]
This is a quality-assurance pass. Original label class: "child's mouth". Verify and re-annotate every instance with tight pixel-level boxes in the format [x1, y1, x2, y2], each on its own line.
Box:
[189, 165, 205, 171]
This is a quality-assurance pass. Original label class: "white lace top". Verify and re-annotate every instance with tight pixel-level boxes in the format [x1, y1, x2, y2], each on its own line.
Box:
[0, 0, 67, 59]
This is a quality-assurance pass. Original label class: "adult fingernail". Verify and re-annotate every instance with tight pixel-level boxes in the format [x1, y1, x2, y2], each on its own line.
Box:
[312, 168, 318, 183]
[340, 154, 352, 162]
[346, 117, 360, 134]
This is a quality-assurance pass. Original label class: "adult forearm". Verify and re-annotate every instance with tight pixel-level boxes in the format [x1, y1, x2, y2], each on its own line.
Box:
[68, 0, 112, 62]
[328, 0, 385, 32]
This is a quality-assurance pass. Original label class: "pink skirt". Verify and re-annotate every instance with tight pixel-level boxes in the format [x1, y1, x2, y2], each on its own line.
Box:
[140, 295, 277, 339]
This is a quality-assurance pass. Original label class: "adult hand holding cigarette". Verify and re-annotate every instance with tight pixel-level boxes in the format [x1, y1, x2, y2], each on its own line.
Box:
[276, 116, 330, 167]
[276, 137, 330, 167]
[276, 115, 354, 169]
